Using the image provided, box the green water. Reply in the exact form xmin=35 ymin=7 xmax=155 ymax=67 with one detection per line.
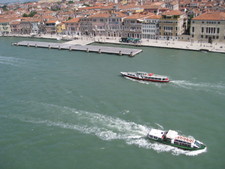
xmin=0 ymin=37 xmax=225 ymax=169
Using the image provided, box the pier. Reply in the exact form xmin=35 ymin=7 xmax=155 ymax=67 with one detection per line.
xmin=13 ymin=41 xmax=142 ymax=56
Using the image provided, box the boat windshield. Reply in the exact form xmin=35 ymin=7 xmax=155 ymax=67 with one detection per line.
xmin=194 ymin=141 xmax=201 ymax=147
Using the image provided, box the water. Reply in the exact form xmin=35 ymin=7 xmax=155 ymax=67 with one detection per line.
xmin=0 ymin=37 xmax=225 ymax=169
xmin=1 ymin=0 xmax=37 ymax=4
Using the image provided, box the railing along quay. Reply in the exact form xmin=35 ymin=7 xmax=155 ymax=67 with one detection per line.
xmin=12 ymin=41 xmax=142 ymax=56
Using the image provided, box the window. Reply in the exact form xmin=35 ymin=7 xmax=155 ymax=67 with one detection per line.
xmin=192 ymin=27 xmax=194 ymax=33
xmin=217 ymin=28 xmax=220 ymax=34
xmin=202 ymin=27 xmax=204 ymax=33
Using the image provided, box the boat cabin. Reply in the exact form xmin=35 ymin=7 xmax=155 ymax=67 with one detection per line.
xmin=147 ymin=129 xmax=165 ymax=140
xmin=147 ymin=129 xmax=206 ymax=150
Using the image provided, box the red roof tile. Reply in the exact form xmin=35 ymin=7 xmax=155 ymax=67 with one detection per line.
xmin=162 ymin=10 xmax=184 ymax=16
xmin=64 ymin=18 xmax=80 ymax=23
xmin=192 ymin=12 xmax=225 ymax=21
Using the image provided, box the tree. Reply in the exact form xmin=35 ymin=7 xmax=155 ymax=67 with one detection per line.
xmin=23 ymin=13 xmax=28 ymax=17
xmin=22 ymin=11 xmax=37 ymax=17
xmin=2 ymin=5 xmax=8 ymax=11
xmin=68 ymin=1 xmax=74 ymax=4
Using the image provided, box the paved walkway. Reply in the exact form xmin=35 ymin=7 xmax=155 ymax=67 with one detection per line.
xmin=90 ymin=36 xmax=225 ymax=54
xmin=2 ymin=34 xmax=225 ymax=53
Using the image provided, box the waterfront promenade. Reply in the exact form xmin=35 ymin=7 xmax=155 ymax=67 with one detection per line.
xmin=2 ymin=33 xmax=225 ymax=54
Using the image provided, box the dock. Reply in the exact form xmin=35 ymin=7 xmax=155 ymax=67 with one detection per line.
xmin=13 ymin=41 xmax=142 ymax=56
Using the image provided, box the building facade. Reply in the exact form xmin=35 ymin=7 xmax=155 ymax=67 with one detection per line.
xmin=141 ymin=14 xmax=161 ymax=39
xmin=64 ymin=18 xmax=80 ymax=35
xmin=0 ymin=19 xmax=11 ymax=34
xmin=191 ymin=12 xmax=225 ymax=43
xmin=159 ymin=10 xmax=187 ymax=40
xmin=122 ymin=13 xmax=145 ymax=38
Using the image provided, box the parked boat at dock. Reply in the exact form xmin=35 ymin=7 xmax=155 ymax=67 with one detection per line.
xmin=147 ymin=129 xmax=206 ymax=151
xmin=120 ymin=71 xmax=170 ymax=83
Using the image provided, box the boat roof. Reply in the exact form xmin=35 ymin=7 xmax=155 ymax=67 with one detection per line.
xmin=148 ymin=129 xmax=165 ymax=138
xmin=166 ymin=130 xmax=195 ymax=143
xmin=136 ymin=71 xmax=168 ymax=78
xmin=166 ymin=130 xmax=178 ymax=139
xmin=175 ymin=135 xmax=195 ymax=143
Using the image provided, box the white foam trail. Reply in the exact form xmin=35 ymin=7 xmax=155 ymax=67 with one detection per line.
xmin=0 ymin=55 xmax=29 ymax=67
xmin=155 ymin=123 xmax=164 ymax=129
xmin=171 ymin=80 xmax=225 ymax=95
xmin=1 ymin=104 xmax=207 ymax=156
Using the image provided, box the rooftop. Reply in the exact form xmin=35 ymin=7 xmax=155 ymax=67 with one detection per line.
xmin=192 ymin=12 xmax=225 ymax=21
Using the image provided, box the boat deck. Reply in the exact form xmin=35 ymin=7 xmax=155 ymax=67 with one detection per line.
xmin=13 ymin=41 xmax=142 ymax=56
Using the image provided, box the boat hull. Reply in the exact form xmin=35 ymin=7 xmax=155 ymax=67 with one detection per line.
xmin=147 ymin=136 xmax=206 ymax=151
xmin=121 ymin=72 xmax=170 ymax=83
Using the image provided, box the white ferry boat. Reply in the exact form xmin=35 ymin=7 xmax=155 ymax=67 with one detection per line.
xmin=147 ymin=129 xmax=206 ymax=151
xmin=120 ymin=72 xmax=169 ymax=83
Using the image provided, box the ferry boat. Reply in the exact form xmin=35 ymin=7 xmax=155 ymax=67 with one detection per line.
xmin=147 ymin=129 xmax=206 ymax=151
xmin=120 ymin=72 xmax=169 ymax=83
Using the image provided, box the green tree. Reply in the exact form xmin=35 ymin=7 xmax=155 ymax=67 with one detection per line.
xmin=68 ymin=1 xmax=74 ymax=4
xmin=22 ymin=11 xmax=37 ymax=17
xmin=23 ymin=13 xmax=28 ymax=17
xmin=2 ymin=5 xmax=8 ymax=11
xmin=29 ymin=11 xmax=37 ymax=17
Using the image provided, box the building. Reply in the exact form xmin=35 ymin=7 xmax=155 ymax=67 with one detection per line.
xmin=79 ymin=12 xmax=126 ymax=37
xmin=159 ymin=10 xmax=187 ymax=40
xmin=122 ymin=13 xmax=146 ymax=39
xmin=44 ymin=20 xmax=60 ymax=34
xmin=56 ymin=22 xmax=66 ymax=34
xmin=141 ymin=13 xmax=161 ymax=39
xmin=19 ymin=19 xmax=32 ymax=34
xmin=64 ymin=18 xmax=80 ymax=35
xmin=0 ymin=19 xmax=11 ymax=34
xmin=10 ymin=21 xmax=21 ymax=34
xmin=191 ymin=12 xmax=225 ymax=43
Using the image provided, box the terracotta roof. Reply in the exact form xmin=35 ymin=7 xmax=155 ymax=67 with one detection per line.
xmin=162 ymin=10 xmax=183 ymax=16
xmin=21 ymin=18 xmax=41 ymax=22
xmin=114 ymin=12 xmax=127 ymax=18
xmin=192 ymin=12 xmax=225 ymax=20
xmin=89 ymin=12 xmax=111 ymax=18
xmin=120 ymin=4 xmax=143 ymax=10
xmin=45 ymin=20 xmax=57 ymax=24
xmin=142 ymin=2 xmax=164 ymax=9
xmin=10 ymin=21 xmax=20 ymax=24
xmin=145 ymin=14 xmax=161 ymax=19
xmin=0 ymin=19 xmax=11 ymax=23
xmin=64 ymin=18 xmax=80 ymax=23
xmin=125 ymin=13 xmax=146 ymax=20
xmin=125 ymin=13 xmax=154 ymax=20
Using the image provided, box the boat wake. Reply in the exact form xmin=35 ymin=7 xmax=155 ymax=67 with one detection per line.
xmin=171 ymin=80 xmax=225 ymax=95
xmin=2 ymin=102 xmax=207 ymax=156
xmin=124 ymin=76 xmax=225 ymax=95
xmin=0 ymin=55 xmax=29 ymax=67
